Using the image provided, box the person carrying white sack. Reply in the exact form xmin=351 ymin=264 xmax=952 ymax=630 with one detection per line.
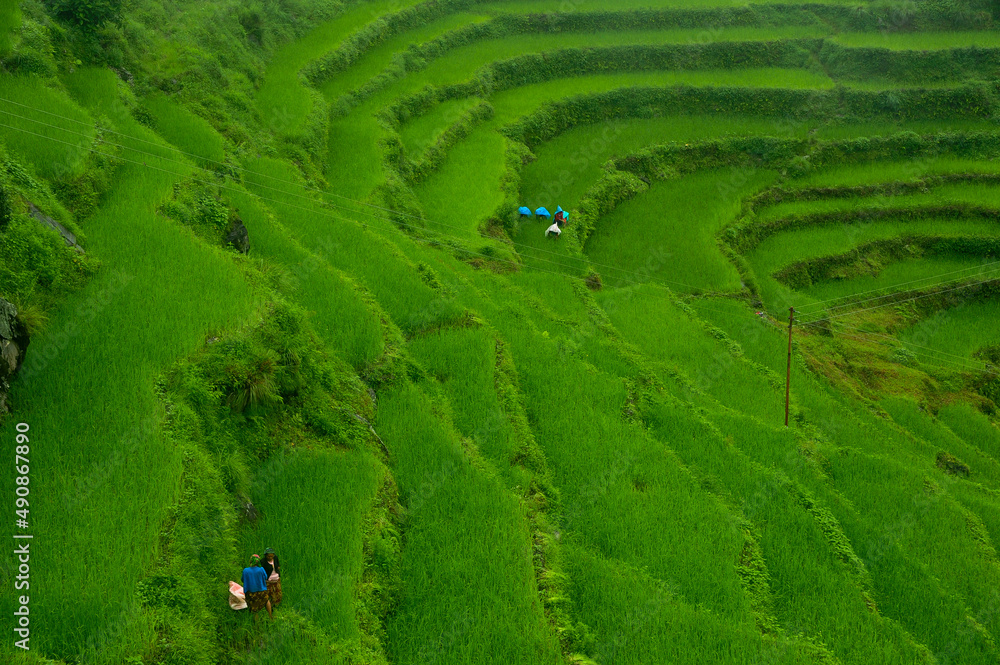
xmin=228 ymin=580 xmax=247 ymax=611
xmin=545 ymin=223 xmax=561 ymax=238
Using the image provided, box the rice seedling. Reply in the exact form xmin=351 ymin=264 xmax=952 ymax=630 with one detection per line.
xmin=144 ymin=93 xmax=225 ymax=167
xmin=400 ymin=96 xmax=484 ymax=158
xmin=898 ymin=298 xmax=1000 ymax=360
xmin=375 ymin=381 xmax=563 ymax=664
xmin=797 ymin=254 xmax=995 ymax=304
xmin=414 ymin=130 xmax=508 ymax=241
xmin=317 ymin=11 xmax=490 ymax=103
xmin=588 ymin=169 xmax=776 ymax=292
xmin=521 ymin=114 xmax=814 ymax=211
xmin=7 ymin=2 xmax=1000 ymax=663
xmin=748 ymin=216 xmax=1000 ymax=309
xmin=756 ymin=180 xmax=1000 ymax=223
xmin=790 ymin=157 xmax=1000 ymax=189
xmin=240 ymin=155 xmax=463 ymax=333
xmin=256 ymin=0 xmax=424 ymax=135
xmin=0 ymin=75 xmax=95 ymax=179
xmin=812 ymin=118 xmax=999 ymax=140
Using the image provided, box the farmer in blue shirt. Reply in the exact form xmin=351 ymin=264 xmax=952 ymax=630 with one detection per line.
xmin=242 ymin=554 xmax=272 ymax=619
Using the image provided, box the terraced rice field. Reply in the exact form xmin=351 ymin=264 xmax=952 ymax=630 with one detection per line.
xmin=3 ymin=0 xmax=1000 ymax=663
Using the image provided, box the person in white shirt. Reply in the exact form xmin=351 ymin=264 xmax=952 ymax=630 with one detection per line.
xmin=545 ymin=223 xmax=561 ymax=238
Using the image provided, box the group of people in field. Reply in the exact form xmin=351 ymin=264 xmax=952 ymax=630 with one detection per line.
xmin=229 ymin=547 xmax=282 ymax=620
xmin=519 ymin=205 xmax=569 ymax=238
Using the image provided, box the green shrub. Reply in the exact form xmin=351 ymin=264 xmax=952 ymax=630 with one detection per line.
xmin=46 ymin=0 xmax=124 ymax=29
xmin=1 ymin=16 xmax=56 ymax=75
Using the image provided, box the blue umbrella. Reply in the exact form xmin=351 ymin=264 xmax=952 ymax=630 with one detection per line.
xmin=518 ymin=206 xmax=532 ymax=216
xmin=536 ymin=207 xmax=551 ymax=218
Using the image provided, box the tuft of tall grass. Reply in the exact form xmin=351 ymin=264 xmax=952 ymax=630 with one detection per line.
xmin=257 ymin=0 xmax=424 ymax=135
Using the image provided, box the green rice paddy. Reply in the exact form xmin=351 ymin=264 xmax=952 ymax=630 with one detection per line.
xmin=4 ymin=0 xmax=1000 ymax=663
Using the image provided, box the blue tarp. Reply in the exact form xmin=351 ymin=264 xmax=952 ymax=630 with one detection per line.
xmin=556 ymin=206 xmax=564 ymax=214
xmin=536 ymin=207 xmax=551 ymax=218
xmin=518 ymin=206 xmax=532 ymax=216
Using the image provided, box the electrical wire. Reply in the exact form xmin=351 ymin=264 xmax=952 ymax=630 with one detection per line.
xmin=6 ymin=99 xmax=999 ymax=354
xmin=0 ymin=118 xmax=621 ymax=282
xmin=796 ymin=270 xmax=1000 ymax=326
xmin=814 ymin=327 xmax=997 ymax=376
xmin=0 ymin=97 xmax=715 ymax=292
xmin=793 ymin=257 xmax=1000 ymax=318
xmin=797 ymin=317 xmax=999 ymax=375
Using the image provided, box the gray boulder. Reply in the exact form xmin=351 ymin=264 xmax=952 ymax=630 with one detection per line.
xmin=29 ymin=202 xmax=85 ymax=254
xmin=0 ymin=299 xmax=29 ymax=413
xmin=226 ymin=219 xmax=250 ymax=254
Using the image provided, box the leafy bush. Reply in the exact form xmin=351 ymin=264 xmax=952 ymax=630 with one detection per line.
xmin=46 ymin=0 xmax=124 ymax=29
xmin=2 ymin=16 xmax=57 ymax=76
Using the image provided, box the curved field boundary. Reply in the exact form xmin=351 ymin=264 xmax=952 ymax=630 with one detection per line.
xmin=732 ymin=202 xmax=1000 ymax=254
xmin=752 ymin=172 xmax=1000 ymax=207
xmin=376 ymin=38 xmax=822 ymax=180
xmin=505 ymin=85 xmax=994 ymax=147
xmin=383 ymin=36 xmax=995 ymax=160
xmin=819 ymin=40 xmax=1000 ymax=83
xmin=393 ymin=81 xmax=993 ymax=245
xmin=301 ymin=0 xmax=488 ymax=86
xmin=493 ymin=91 xmax=997 ymax=251
xmin=315 ymin=3 xmax=987 ymax=114
xmin=772 ymin=234 xmax=1000 ymax=289
xmin=617 ymin=132 xmax=1000 ymax=184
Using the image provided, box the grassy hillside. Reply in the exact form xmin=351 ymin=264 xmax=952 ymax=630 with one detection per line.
xmin=2 ymin=0 xmax=1000 ymax=663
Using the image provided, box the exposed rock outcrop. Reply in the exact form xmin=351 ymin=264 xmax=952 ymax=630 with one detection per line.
xmin=28 ymin=202 xmax=85 ymax=254
xmin=0 ymin=299 xmax=30 ymax=414
xmin=226 ymin=218 xmax=250 ymax=254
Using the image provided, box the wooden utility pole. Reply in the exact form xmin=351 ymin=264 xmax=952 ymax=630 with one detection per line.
xmin=785 ymin=307 xmax=794 ymax=427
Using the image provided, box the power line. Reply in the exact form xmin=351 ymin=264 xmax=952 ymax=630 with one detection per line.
xmin=798 ymin=317 xmax=999 ymax=375
xmin=9 ymin=99 xmax=999 ymax=372
xmin=0 ymin=97 xmax=714 ymax=292
xmin=793 ymin=257 xmax=1000 ymax=317
xmin=815 ymin=327 xmax=997 ymax=376
xmin=0 ymin=117 xmax=615 ymax=281
xmin=804 ymin=335 xmax=993 ymax=380
xmin=795 ymin=269 xmax=1000 ymax=327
